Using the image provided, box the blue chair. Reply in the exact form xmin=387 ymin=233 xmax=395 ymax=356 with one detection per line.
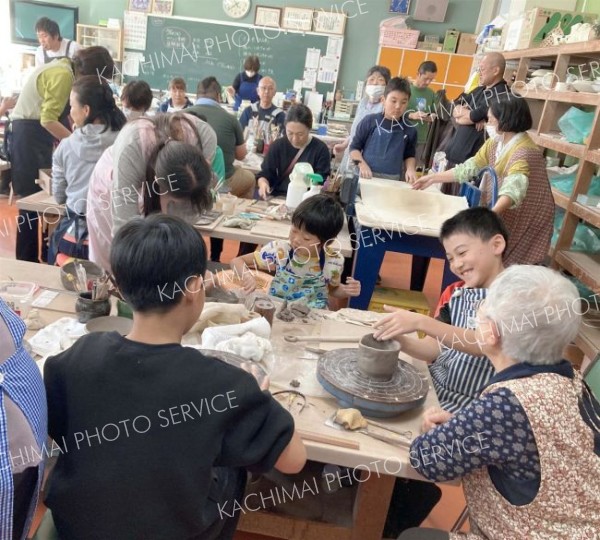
xmin=459 ymin=166 xmax=499 ymax=208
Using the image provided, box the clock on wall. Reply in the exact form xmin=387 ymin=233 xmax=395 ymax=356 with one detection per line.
xmin=223 ymin=0 xmax=251 ymax=19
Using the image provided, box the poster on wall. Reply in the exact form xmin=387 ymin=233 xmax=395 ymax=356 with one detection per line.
xmin=389 ymin=0 xmax=410 ymax=15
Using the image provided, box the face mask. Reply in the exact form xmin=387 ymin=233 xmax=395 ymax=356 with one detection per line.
xmin=245 ymin=70 xmax=256 ymax=78
xmin=485 ymin=125 xmax=497 ymax=139
xmin=365 ymin=84 xmax=385 ymax=100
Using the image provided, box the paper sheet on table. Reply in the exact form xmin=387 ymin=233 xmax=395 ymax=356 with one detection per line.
xmin=357 ymin=178 xmax=469 ymax=236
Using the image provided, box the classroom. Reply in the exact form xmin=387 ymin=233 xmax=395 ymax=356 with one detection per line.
xmin=0 ymin=0 xmax=599 ymax=538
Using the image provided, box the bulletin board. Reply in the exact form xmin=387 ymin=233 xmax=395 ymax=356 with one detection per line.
xmin=127 ymin=14 xmax=344 ymax=93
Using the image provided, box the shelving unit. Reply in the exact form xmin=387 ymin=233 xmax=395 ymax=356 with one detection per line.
xmin=504 ymin=42 xmax=600 ymax=359
xmin=76 ymin=24 xmax=123 ymax=62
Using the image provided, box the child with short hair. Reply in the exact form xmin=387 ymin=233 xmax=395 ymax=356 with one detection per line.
xmin=159 ymin=77 xmax=193 ymax=113
xmin=350 ymin=76 xmax=418 ymax=182
xmin=120 ymin=79 xmax=153 ymax=120
xmin=374 ymin=207 xmax=507 ymax=412
xmin=44 ymin=214 xmax=306 ymax=539
xmin=231 ymin=194 xmax=360 ymax=308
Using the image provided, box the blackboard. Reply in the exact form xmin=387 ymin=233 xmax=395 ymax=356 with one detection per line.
xmin=136 ymin=15 xmax=341 ymax=96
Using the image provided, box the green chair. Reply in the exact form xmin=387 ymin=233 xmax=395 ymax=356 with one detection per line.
xmin=584 ymin=353 xmax=600 ymax=400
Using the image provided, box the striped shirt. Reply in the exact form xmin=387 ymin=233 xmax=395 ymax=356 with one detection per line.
xmin=0 ymin=300 xmax=47 ymax=540
xmin=429 ymin=284 xmax=494 ymax=413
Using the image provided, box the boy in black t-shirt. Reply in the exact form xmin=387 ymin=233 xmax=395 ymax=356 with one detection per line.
xmin=44 ymin=215 xmax=307 ymax=540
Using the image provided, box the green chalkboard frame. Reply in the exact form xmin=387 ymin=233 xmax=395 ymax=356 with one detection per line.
xmin=129 ymin=14 xmax=343 ymax=97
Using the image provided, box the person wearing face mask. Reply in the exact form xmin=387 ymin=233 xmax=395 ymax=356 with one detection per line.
xmin=333 ymin=65 xmax=391 ymax=172
xmin=227 ymin=55 xmax=262 ymax=112
xmin=406 ymin=61 xmax=438 ymax=166
xmin=120 ymin=80 xmax=154 ymax=121
xmin=412 ymin=97 xmax=554 ymax=266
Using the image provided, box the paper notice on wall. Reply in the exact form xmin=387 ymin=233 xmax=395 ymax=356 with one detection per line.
xmin=124 ymin=11 xmax=148 ymax=50
xmin=305 ymin=48 xmax=321 ymax=69
xmin=317 ymin=56 xmax=339 ymax=84
xmin=123 ymin=51 xmax=145 ymax=76
xmin=326 ymin=36 xmax=343 ymax=57
xmin=302 ymin=69 xmax=317 ymax=88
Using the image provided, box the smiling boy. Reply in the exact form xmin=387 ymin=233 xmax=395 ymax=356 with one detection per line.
xmin=349 ymin=77 xmax=417 ymax=182
xmin=373 ymin=207 xmax=507 ymax=412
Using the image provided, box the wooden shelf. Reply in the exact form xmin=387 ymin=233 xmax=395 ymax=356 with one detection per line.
xmin=529 ymin=131 xmax=585 ymax=159
xmin=503 ymin=40 xmax=600 ymax=60
xmin=575 ymin=312 xmax=600 ymax=361
xmin=586 ymin=150 xmax=600 ymax=166
xmin=555 ymin=251 xmax=600 ymax=293
xmin=523 ymin=89 xmax=600 ymax=106
xmin=571 ymin=202 xmax=600 ymax=228
xmin=552 ymin=188 xmax=570 ymax=210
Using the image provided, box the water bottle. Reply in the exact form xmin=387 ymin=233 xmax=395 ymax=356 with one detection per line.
xmin=431 ymin=151 xmax=447 ymax=174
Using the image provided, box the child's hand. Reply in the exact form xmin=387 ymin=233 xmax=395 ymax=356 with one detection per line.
xmin=421 ymin=407 xmax=453 ymax=432
xmin=358 ymin=161 xmax=373 ymax=179
xmin=372 ymin=305 xmax=423 ymax=340
xmin=405 ymin=168 xmax=418 ymax=184
xmin=339 ymin=277 xmax=361 ymax=297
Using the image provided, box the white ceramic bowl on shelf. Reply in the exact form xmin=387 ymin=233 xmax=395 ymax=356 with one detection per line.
xmin=572 ymin=80 xmax=596 ymax=93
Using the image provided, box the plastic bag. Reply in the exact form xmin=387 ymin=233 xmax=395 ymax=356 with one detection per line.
xmin=558 ymin=107 xmax=594 ymax=144
xmin=551 ymin=173 xmax=600 ymax=196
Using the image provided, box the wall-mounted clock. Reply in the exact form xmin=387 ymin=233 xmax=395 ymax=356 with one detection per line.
xmin=389 ymin=0 xmax=410 ymax=15
xmin=223 ymin=0 xmax=251 ymax=19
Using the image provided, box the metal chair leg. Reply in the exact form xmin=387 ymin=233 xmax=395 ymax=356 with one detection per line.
xmin=450 ymin=505 xmax=469 ymax=532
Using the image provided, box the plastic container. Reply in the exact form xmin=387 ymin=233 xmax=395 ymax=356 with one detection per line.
xmin=285 ymin=163 xmax=313 ymax=210
xmin=0 ymin=281 xmax=37 ymax=317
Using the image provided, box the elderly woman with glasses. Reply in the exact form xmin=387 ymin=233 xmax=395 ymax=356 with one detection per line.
xmin=399 ymin=265 xmax=600 ymax=540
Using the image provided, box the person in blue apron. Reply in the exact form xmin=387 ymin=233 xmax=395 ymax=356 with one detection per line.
xmin=227 ymin=55 xmax=262 ymax=112
xmin=350 ymin=76 xmax=418 ymax=182
xmin=35 ymin=17 xmax=81 ymax=67
xmin=230 ymin=194 xmax=360 ymax=309
xmin=0 ymin=300 xmax=47 ymax=540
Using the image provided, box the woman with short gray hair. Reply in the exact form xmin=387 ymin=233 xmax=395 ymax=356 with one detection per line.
xmin=399 ymin=265 xmax=600 ymax=540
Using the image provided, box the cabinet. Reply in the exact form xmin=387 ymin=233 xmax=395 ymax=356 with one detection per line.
xmin=76 ymin=25 xmax=123 ymax=62
xmin=504 ymin=41 xmax=600 ymax=360
xmin=377 ymin=46 xmax=474 ymax=100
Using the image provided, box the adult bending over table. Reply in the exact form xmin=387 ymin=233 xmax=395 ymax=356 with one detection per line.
xmin=412 ymin=97 xmax=553 ymax=266
xmin=399 ymin=265 xmax=600 ymax=540
xmin=257 ymin=104 xmax=331 ymax=199
xmin=87 ymin=113 xmax=216 ymax=271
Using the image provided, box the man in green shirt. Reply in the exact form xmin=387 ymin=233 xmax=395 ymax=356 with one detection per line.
xmin=406 ymin=61 xmax=438 ymax=167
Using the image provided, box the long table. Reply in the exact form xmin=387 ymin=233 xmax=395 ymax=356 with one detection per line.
xmin=1 ymin=258 xmax=440 ymax=540
xmin=16 ymin=192 xmax=353 ymax=258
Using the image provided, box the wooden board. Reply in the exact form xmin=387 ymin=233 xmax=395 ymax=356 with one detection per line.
xmin=251 ymin=219 xmax=291 ymax=240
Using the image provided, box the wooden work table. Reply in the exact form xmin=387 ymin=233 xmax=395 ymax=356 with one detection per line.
xmin=16 ymin=193 xmax=353 ymax=258
xmin=1 ymin=258 xmax=440 ymax=539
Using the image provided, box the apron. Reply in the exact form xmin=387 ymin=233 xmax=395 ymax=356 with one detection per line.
xmin=43 ymin=40 xmax=73 ymax=64
xmin=0 ymin=303 xmax=47 ymax=540
xmin=429 ymin=287 xmax=493 ymax=413
xmin=234 ymin=73 xmax=260 ymax=111
xmin=268 ymin=249 xmax=330 ymax=309
xmin=48 ymin=209 xmax=89 ymax=265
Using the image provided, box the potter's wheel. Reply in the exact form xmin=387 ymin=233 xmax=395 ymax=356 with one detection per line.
xmin=317 ymin=349 xmax=429 ymax=418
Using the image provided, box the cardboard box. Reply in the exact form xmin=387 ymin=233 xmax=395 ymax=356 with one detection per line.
xmin=443 ymin=29 xmax=460 ymax=53
xmin=517 ymin=8 xmax=596 ymax=50
xmin=456 ymin=33 xmax=478 ymax=55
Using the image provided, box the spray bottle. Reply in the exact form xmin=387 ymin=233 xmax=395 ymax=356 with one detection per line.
xmin=302 ymin=174 xmax=324 ymax=201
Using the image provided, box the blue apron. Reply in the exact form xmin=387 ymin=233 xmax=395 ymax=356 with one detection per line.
xmin=0 ymin=301 xmax=47 ymax=540
xmin=268 ymin=249 xmax=329 ymax=309
xmin=429 ymin=287 xmax=494 ymax=413
xmin=234 ymin=73 xmax=261 ymax=111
